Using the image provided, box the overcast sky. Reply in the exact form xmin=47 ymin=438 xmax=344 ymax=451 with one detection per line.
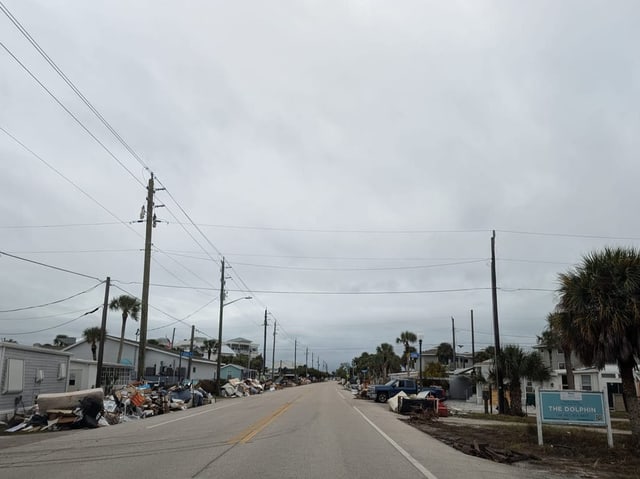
xmin=1 ymin=1 xmax=639 ymax=371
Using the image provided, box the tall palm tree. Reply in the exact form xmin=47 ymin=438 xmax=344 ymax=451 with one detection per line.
xmin=375 ymin=342 xmax=399 ymax=380
xmin=539 ymin=310 xmax=575 ymax=389
xmin=496 ymin=344 xmax=549 ymax=416
xmin=395 ymin=331 xmax=417 ymax=371
xmin=558 ymin=247 xmax=640 ymax=445
xmin=83 ymin=326 xmax=103 ymax=361
xmin=108 ymin=294 xmax=141 ymax=364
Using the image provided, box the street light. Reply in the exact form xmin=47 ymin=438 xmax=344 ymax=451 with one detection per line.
xmin=215 ymin=295 xmax=252 ymax=395
xmin=418 ymin=333 xmax=424 ymax=389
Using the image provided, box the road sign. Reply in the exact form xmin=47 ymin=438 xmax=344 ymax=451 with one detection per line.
xmin=181 ymin=351 xmax=192 ymax=358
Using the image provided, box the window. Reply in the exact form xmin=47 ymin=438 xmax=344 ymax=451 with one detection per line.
xmin=558 ymin=362 xmax=566 ymax=370
xmin=581 ymin=375 xmax=592 ymax=391
xmin=3 ymin=358 xmax=24 ymax=393
xmin=525 ymin=380 xmax=533 ymax=393
xmin=57 ymin=363 xmax=67 ymax=380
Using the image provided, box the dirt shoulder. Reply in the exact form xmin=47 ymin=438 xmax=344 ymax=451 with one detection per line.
xmin=404 ymin=412 xmax=639 ymax=479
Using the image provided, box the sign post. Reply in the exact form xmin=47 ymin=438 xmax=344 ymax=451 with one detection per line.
xmin=536 ymin=388 xmax=613 ymax=447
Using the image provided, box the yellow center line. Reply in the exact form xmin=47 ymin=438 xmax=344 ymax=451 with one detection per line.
xmin=227 ymin=401 xmax=294 ymax=445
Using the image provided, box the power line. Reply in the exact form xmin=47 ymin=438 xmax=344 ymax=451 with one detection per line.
xmin=0 ymin=42 xmax=145 ymax=188
xmin=496 ymin=229 xmax=640 ymax=241
xmin=191 ymin=223 xmax=492 ymax=235
xmin=0 ymin=282 xmax=104 ymax=313
xmin=1 ymin=128 xmax=215 ymax=298
xmin=0 ymin=222 xmax=123 ymax=229
xmin=0 ymin=126 xmax=144 ymax=235
xmin=0 ymin=1 xmax=152 ymax=176
xmin=110 ymin=284 xmax=215 ymax=338
xmin=226 ymin=259 xmax=487 ymax=272
xmin=0 ymin=306 xmax=97 ymax=322
xmin=0 ymin=305 xmax=102 ymax=335
xmin=0 ymin=250 xmax=102 ymax=281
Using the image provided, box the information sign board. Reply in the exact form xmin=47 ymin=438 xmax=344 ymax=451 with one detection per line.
xmin=539 ymin=390 xmax=606 ymax=426
xmin=535 ymin=388 xmax=613 ymax=447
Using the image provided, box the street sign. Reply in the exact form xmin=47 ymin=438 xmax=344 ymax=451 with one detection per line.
xmin=181 ymin=351 xmax=192 ymax=358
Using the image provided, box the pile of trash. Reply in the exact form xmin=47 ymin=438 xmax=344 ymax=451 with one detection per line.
xmin=4 ymin=388 xmax=106 ymax=433
xmin=2 ymin=381 xmax=216 ymax=433
xmin=220 ymin=378 xmax=264 ymax=397
xmin=2 ymin=377 xmax=278 ymax=434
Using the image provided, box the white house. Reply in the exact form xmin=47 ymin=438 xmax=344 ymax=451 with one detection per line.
xmin=0 ymin=342 xmax=72 ymax=421
xmin=64 ymin=335 xmax=219 ymax=386
xmin=226 ymin=337 xmax=259 ymax=358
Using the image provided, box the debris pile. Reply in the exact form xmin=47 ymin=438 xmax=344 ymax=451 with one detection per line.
xmin=220 ymin=378 xmax=264 ymax=397
xmin=2 ymin=376 xmax=276 ymax=435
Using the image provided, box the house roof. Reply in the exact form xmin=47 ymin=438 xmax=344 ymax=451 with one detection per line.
xmin=2 ymin=341 xmax=72 ymax=356
xmin=226 ymin=337 xmax=253 ymax=344
xmin=63 ymin=335 xmax=220 ymax=364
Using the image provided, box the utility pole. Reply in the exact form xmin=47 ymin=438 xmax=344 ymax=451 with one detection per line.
xmin=187 ymin=324 xmax=195 ymax=380
xmin=471 ymin=309 xmax=475 ymax=367
xmin=263 ymin=309 xmax=268 ymax=378
xmin=305 ymin=347 xmax=308 ymax=377
xmin=491 ymin=230 xmax=505 ymax=413
xmin=294 ymin=339 xmax=297 ymax=377
xmin=311 ymin=352 xmax=314 ymax=372
xmin=137 ymin=173 xmax=156 ymax=379
xmin=215 ymin=258 xmax=226 ymax=395
xmin=95 ymin=277 xmax=110 ymax=388
xmin=271 ymin=320 xmax=276 ymax=381
xmin=451 ymin=316 xmax=456 ymax=370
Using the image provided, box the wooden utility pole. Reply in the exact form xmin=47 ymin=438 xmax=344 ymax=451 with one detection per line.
xmin=471 ymin=309 xmax=475 ymax=366
xmin=271 ymin=320 xmax=276 ymax=381
xmin=95 ymin=277 xmax=110 ymax=388
xmin=215 ymin=258 xmax=226 ymax=394
xmin=451 ymin=316 xmax=456 ymax=370
xmin=305 ymin=347 xmax=308 ymax=377
xmin=491 ymin=230 xmax=505 ymax=413
xmin=294 ymin=339 xmax=297 ymax=377
xmin=187 ymin=324 xmax=195 ymax=380
xmin=137 ymin=174 xmax=155 ymax=379
xmin=263 ymin=309 xmax=268 ymax=378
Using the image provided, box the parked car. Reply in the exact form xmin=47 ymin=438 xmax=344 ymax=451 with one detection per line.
xmin=367 ymin=378 xmax=420 ymax=403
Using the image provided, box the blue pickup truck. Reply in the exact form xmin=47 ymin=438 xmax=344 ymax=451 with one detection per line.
xmin=367 ymin=378 xmax=420 ymax=403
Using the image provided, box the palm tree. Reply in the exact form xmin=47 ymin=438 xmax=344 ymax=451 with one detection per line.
xmin=83 ymin=326 xmax=103 ymax=361
xmin=203 ymin=339 xmax=217 ymax=360
xmin=108 ymin=294 xmax=141 ymax=364
xmin=436 ymin=342 xmax=454 ymax=365
xmin=375 ymin=343 xmax=399 ymax=380
xmin=395 ymin=331 xmax=417 ymax=371
xmin=496 ymin=344 xmax=549 ymax=416
xmin=538 ymin=310 xmax=575 ymax=389
xmin=558 ymin=247 xmax=640 ymax=445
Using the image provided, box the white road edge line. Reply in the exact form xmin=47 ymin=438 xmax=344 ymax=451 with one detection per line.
xmin=147 ymin=402 xmax=238 ymax=429
xmin=353 ymin=406 xmax=439 ymax=479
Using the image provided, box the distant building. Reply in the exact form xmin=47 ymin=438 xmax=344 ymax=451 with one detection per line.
xmin=226 ymin=337 xmax=259 ymax=358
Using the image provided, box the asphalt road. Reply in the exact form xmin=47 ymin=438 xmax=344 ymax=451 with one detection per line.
xmin=0 ymin=382 xmax=561 ymax=479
